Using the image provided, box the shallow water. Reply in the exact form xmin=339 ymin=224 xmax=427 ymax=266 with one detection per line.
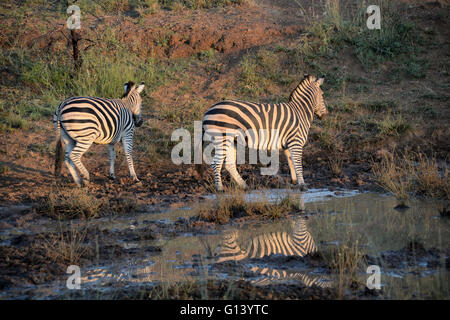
xmin=203 ymin=188 xmax=360 ymax=205
xmin=1 ymin=189 xmax=448 ymax=299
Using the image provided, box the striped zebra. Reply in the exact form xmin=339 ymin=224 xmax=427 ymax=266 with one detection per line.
xmin=249 ymin=266 xmax=331 ymax=288
xmin=215 ymin=215 xmax=317 ymax=263
xmin=53 ymin=81 xmax=145 ymax=186
xmin=196 ymin=74 xmax=328 ymax=191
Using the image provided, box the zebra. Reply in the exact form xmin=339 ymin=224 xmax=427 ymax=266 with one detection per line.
xmin=196 ymin=74 xmax=328 ymax=191
xmin=53 ymin=81 xmax=145 ymax=186
xmin=249 ymin=266 xmax=331 ymax=288
xmin=214 ymin=215 xmax=317 ymax=263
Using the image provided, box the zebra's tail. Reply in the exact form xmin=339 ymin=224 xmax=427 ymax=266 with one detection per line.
xmin=54 ymin=112 xmax=64 ymax=177
xmin=194 ymin=126 xmax=205 ymax=177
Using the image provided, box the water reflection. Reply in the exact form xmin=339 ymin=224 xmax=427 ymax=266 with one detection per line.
xmin=212 ymin=194 xmax=331 ymax=288
xmin=249 ymin=266 xmax=331 ymax=288
xmin=215 ymin=215 xmax=316 ymax=262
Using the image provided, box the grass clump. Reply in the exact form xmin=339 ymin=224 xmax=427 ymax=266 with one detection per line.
xmin=376 ymin=114 xmax=411 ymax=137
xmin=0 ymin=111 xmax=30 ymax=131
xmin=41 ymin=222 xmax=92 ymax=265
xmin=296 ymin=0 xmax=421 ymax=67
xmin=39 ymin=187 xmax=142 ymax=219
xmin=199 ymin=190 xmax=299 ymax=224
xmin=39 ymin=188 xmax=105 ymax=220
xmin=372 ymin=154 xmax=411 ymax=204
xmin=411 ymin=153 xmax=450 ymax=199
xmin=372 ymin=152 xmax=449 ymax=202
xmin=321 ymin=239 xmax=367 ymax=299
xmin=239 ymin=55 xmax=264 ymax=97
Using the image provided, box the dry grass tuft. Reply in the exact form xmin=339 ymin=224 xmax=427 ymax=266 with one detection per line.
xmin=40 ymin=222 xmax=92 ymax=265
xmin=38 ymin=187 xmax=141 ymax=219
xmin=411 ymin=153 xmax=449 ymax=199
xmin=372 ymin=152 xmax=449 ymax=202
xmin=199 ymin=189 xmax=299 ymax=223
xmin=39 ymin=188 xmax=105 ymax=220
xmin=321 ymin=239 xmax=367 ymax=299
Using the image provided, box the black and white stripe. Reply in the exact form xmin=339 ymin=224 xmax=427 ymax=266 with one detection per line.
xmin=199 ymin=75 xmax=328 ymax=191
xmin=215 ymin=215 xmax=317 ymax=263
xmin=53 ymin=81 xmax=145 ymax=186
xmin=249 ymin=266 xmax=331 ymax=288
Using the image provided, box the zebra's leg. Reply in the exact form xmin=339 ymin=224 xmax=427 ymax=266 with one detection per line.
xmin=211 ymin=136 xmax=227 ymax=192
xmin=225 ymin=143 xmax=247 ymax=189
xmin=69 ymin=140 xmax=93 ymax=186
xmin=122 ymin=135 xmax=139 ymax=182
xmin=107 ymin=144 xmax=116 ymax=180
xmin=60 ymin=131 xmax=82 ymax=186
xmin=284 ymin=148 xmax=297 ymax=185
xmin=288 ymin=145 xmax=308 ymax=191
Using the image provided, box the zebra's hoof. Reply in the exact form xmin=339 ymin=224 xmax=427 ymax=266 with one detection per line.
xmin=134 ymin=180 xmax=143 ymax=187
xmin=295 ymin=183 xmax=308 ymax=191
xmin=108 ymin=174 xmax=116 ymax=181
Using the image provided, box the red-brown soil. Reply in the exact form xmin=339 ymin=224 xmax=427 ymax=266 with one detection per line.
xmin=0 ymin=1 xmax=309 ymax=58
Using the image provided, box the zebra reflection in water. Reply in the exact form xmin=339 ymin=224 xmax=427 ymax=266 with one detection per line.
xmin=214 ymin=209 xmax=331 ymax=288
xmin=215 ymin=214 xmax=316 ymax=262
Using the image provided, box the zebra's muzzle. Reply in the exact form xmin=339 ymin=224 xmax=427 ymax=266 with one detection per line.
xmin=134 ymin=116 xmax=143 ymax=127
xmin=318 ymin=113 xmax=328 ymax=120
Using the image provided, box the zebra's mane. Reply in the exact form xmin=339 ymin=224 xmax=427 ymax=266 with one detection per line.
xmin=288 ymin=75 xmax=316 ymax=102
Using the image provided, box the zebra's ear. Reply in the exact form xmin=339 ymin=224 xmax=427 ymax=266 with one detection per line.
xmin=124 ymin=81 xmax=137 ymax=93
xmin=136 ymin=82 xmax=145 ymax=94
xmin=124 ymin=82 xmax=131 ymax=94
xmin=316 ymin=77 xmax=324 ymax=86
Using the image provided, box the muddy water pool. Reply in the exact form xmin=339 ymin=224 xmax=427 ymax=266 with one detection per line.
xmin=1 ymin=189 xmax=448 ymax=299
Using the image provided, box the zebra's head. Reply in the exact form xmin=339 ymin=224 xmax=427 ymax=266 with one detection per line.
xmin=309 ymin=75 xmax=328 ymax=120
xmin=122 ymin=81 xmax=145 ymax=127
xmin=290 ymin=75 xmax=328 ymax=120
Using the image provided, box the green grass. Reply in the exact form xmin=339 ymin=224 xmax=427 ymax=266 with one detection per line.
xmin=239 ymin=55 xmax=263 ymax=96
xmin=297 ymin=0 xmax=421 ymax=67
xmin=376 ymin=114 xmax=411 ymax=137
xmin=0 ymin=29 xmax=189 ymax=128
